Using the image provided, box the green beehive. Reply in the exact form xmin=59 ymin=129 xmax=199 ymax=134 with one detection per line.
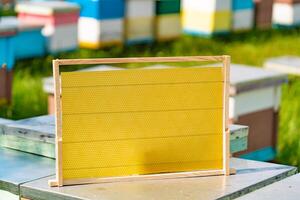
xmin=156 ymin=0 xmax=181 ymax=15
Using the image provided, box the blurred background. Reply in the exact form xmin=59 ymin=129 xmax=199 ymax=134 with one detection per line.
xmin=1 ymin=0 xmax=300 ymax=170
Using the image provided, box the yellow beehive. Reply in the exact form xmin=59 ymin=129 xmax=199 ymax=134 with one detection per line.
xmin=182 ymin=10 xmax=231 ymax=35
xmin=156 ymin=14 xmax=181 ymax=41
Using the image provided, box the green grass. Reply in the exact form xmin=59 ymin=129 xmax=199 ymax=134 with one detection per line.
xmin=1 ymin=28 xmax=300 ymax=168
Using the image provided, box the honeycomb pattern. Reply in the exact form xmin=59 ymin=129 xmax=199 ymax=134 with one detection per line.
xmin=60 ymin=66 xmax=225 ymax=180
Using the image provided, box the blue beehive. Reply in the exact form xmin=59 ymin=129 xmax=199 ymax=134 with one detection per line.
xmin=0 ymin=19 xmax=17 ymax=71
xmin=67 ymin=0 xmax=125 ymax=48
xmin=68 ymin=0 xmax=125 ymax=19
xmin=232 ymin=0 xmax=254 ymax=10
xmin=232 ymin=0 xmax=254 ymax=31
xmin=3 ymin=17 xmax=46 ymax=59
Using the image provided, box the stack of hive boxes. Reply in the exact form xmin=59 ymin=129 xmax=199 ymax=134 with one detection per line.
xmin=230 ymin=64 xmax=287 ymax=161
xmin=15 ymin=1 xmax=80 ymax=53
xmin=155 ymin=0 xmax=181 ymax=41
xmin=232 ymin=0 xmax=254 ymax=31
xmin=2 ymin=16 xmax=45 ymax=59
xmin=69 ymin=0 xmax=125 ymax=49
xmin=125 ymin=0 xmax=155 ymax=44
xmin=182 ymin=0 xmax=232 ymax=36
xmin=254 ymin=0 xmax=274 ymax=28
xmin=273 ymin=0 xmax=300 ymax=27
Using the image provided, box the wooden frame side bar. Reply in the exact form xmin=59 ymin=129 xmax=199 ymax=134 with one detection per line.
xmin=223 ymin=55 xmax=231 ymax=176
xmin=51 ymin=60 xmax=63 ymax=187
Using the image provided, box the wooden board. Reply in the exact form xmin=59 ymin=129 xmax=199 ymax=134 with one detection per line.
xmin=238 ymin=172 xmax=300 ymax=200
xmin=21 ymin=158 xmax=297 ymax=200
xmin=50 ymin=56 xmax=230 ymax=186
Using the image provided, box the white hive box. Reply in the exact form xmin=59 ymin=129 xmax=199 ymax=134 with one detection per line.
xmin=125 ymin=0 xmax=155 ymax=44
xmin=78 ymin=17 xmax=123 ymax=49
xmin=273 ymin=2 xmax=300 ymax=27
xmin=230 ymin=64 xmax=288 ymax=161
xmin=232 ymin=0 xmax=254 ymax=31
xmin=232 ymin=9 xmax=254 ymax=30
xmin=16 ymin=1 xmax=80 ymax=53
xmin=182 ymin=0 xmax=232 ymax=36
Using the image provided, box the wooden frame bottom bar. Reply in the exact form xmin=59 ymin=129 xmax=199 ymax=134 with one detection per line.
xmin=49 ymin=168 xmax=236 ymax=187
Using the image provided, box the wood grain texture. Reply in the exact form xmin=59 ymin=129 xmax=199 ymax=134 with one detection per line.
xmin=223 ymin=56 xmax=230 ymax=176
xmin=21 ymin=158 xmax=297 ymax=200
xmin=53 ymin=60 xmax=63 ymax=186
xmin=56 ymin=56 xmax=225 ymax=66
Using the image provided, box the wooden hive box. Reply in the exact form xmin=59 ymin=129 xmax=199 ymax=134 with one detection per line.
xmin=0 ymin=115 xmax=55 ymax=158
xmin=182 ymin=0 xmax=232 ymax=36
xmin=273 ymin=0 xmax=300 ymax=27
xmin=232 ymin=0 xmax=254 ymax=31
xmin=125 ymin=0 xmax=155 ymax=44
xmin=68 ymin=0 xmax=125 ymax=49
xmin=155 ymin=0 xmax=181 ymax=41
xmin=229 ymin=64 xmax=288 ymax=161
xmin=49 ymin=56 xmax=231 ymax=186
xmin=16 ymin=1 xmax=80 ymax=53
xmin=254 ymin=0 xmax=274 ymax=28
xmin=1 ymin=16 xmax=46 ymax=59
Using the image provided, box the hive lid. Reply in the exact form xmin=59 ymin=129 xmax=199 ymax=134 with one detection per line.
xmin=1 ymin=16 xmax=44 ymax=31
xmin=1 ymin=115 xmax=55 ymax=143
xmin=264 ymin=56 xmax=300 ymax=76
xmin=15 ymin=1 xmax=80 ymax=16
xmin=230 ymin=64 xmax=288 ymax=95
xmin=0 ymin=17 xmax=18 ymax=36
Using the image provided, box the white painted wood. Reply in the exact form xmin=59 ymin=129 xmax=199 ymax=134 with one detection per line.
xmin=20 ymin=158 xmax=297 ymax=200
xmin=237 ymin=173 xmax=300 ymax=200
xmin=182 ymin=0 xmax=231 ymax=12
xmin=0 ymin=16 xmax=44 ymax=31
xmin=229 ymin=86 xmax=280 ymax=119
xmin=264 ymin=56 xmax=300 ymax=75
xmin=273 ymin=3 xmax=300 ymax=25
xmin=0 ymin=190 xmax=18 ymax=200
xmin=78 ymin=17 xmax=123 ymax=44
xmin=15 ymin=1 xmax=79 ymax=16
xmin=42 ymin=23 xmax=78 ymax=52
xmin=230 ymin=63 xmax=287 ymax=93
xmin=126 ymin=0 xmax=155 ymax=18
xmin=232 ymin=9 xmax=254 ymax=30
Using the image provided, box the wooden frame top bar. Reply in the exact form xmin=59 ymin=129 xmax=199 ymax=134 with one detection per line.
xmin=54 ymin=56 xmax=227 ymax=66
